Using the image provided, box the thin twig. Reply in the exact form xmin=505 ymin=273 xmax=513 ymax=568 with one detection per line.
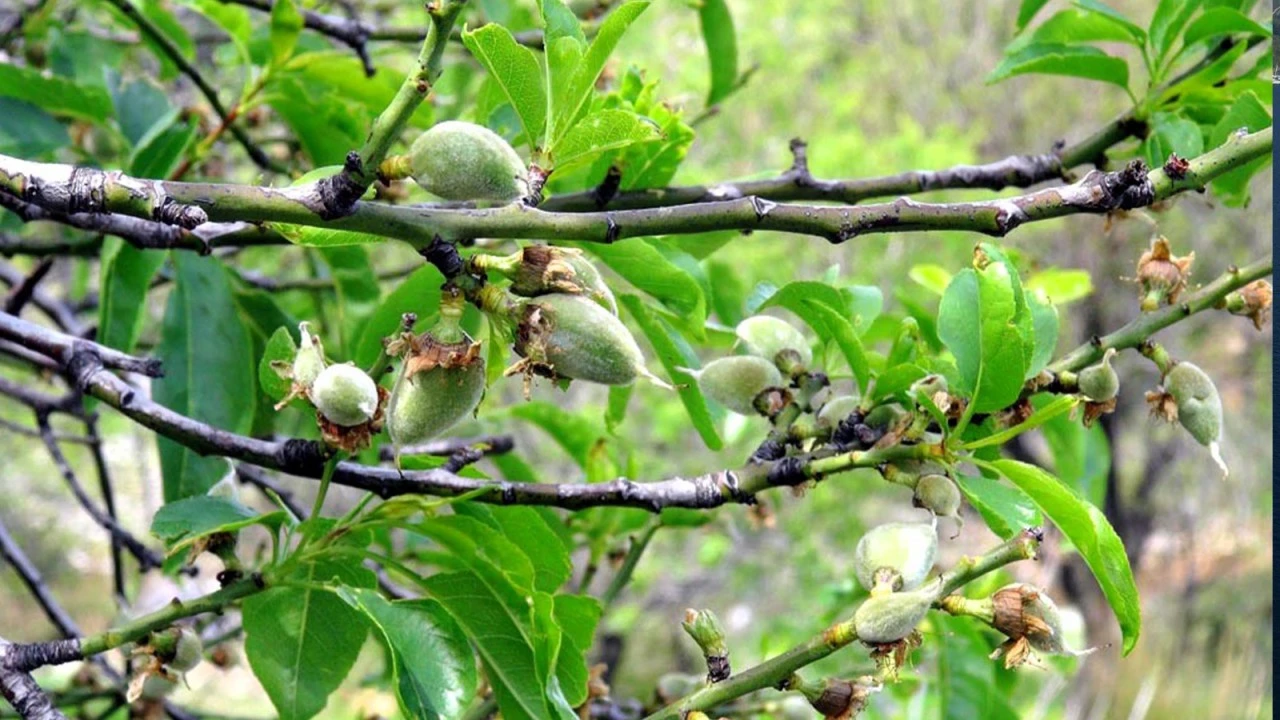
xmin=2 ymin=258 xmax=54 ymax=315
xmin=0 ymin=519 xmax=82 ymax=638
xmin=83 ymin=417 xmax=126 ymax=602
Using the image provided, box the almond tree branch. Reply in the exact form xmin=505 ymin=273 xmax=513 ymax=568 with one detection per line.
xmin=220 ymin=0 xmax=377 ymax=76
xmin=0 ymin=128 xmax=1267 ymax=249
xmin=100 ymin=0 xmax=282 ymax=173
xmin=643 ymin=529 xmax=1044 ymax=720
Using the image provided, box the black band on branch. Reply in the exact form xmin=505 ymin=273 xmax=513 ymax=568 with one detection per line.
xmin=1102 ymin=160 xmax=1156 ymax=209
xmin=316 ymin=152 xmax=369 ymax=218
xmin=280 ymin=439 xmax=329 ymax=476
xmin=421 ymin=235 xmax=464 ymax=279
xmin=706 ymin=655 xmax=731 ymax=683
xmin=590 ymin=165 xmax=623 ymax=208
xmin=152 ymin=197 xmax=208 ymax=230
xmin=767 ymin=456 xmax=806 ymax=487
xmin=750 ymin=438 xmax=786 ymax=463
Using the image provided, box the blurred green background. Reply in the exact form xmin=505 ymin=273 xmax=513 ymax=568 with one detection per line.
xmin=0 ymin=0 xmax=1271 ymax=719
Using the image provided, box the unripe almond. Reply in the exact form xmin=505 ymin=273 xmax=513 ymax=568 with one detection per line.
xmin=913 ymin=474 xmax=962 ymax=523
xmin=853 ymin=521 xmax=937 ymax=593
xmin=514 ymin=293 xmax=668 ymax=387
xmin=408 ymin=121 xmax=528 ymax=202
xmin=1165 ymin=361 xmax=1227 ymax=476
xmin=168 ymin=627 xmax=204 ymax=673
xmin=691 ymin=356 xmax=784 ymax=416
xmin=387 ymin=346 xmax=486 ymax=453
xmin=310 ymin=363 xmax=379 ymax=426
xmin=291 ymin=322 xmax=326 ymax=388
xmin=1077 ymin=348 xmax=1119 ymax=402
xmin=816 ymin=394 xmax=860 ymax=429
xmin=853 ymin=588 xmax=933 ymax=644
xmin=735 ymin=315 xmax=812 ymax=368
xmin=508 ymin=245 xmax=618 ymax=315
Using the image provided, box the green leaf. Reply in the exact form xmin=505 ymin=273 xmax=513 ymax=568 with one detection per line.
xmin=1148 ymin=0 xmax=1197 ymax=66
xmin=1037 ymin=394 xmax=1110 ymax=508
xmin=1025 ymin=289 xmax=1059 ymax=379
xmin=242 ymin=561 xmax=374 ymax=720
xmin=458 ymin=505 xmax=573 ymax=593
xmin=1016 ymin=0 xmax=1053 ymax=30
xmin=1206 ymin=91 xmax=1272 ymax=206
xmin=0 ymin=63 xmax=112 ymax=122
xmin=1179 ymin=7 xmax=1269 ymax=51
xmin=180 ymin=0 xmax=252 ymax=65
xmin=1141 ymin=114 xmax=1204 ymax=169
xmin=801 ymin=299 xmax=871 ymax=394
xmin=956 ymin=473 xmax=1041 ymax=540
xmin=1024 ymin=268 xmax=1093 ymax=305
xmin=111 ymin=78 xmax=172 ymax=147
xmin=425 ymin=571 xmax=571 ymax=720
xmin=267 ymin=79 xmax=367 ymax=166
xmin=508 ymin=402 xmax=605 ymax=470
xmin=462 ymin=24 xmax=547 ymax=151
xmin=97 ymin=239 xmax=165 ymax=355
xmin=619 ymin=295 xmax=722 ymax=450
xmin=909 ymin=264 xmax=952 ymax=296
xmin=552 ymin=594 xmax=602 ymax=706
xmin=869 ymin=363 xmax=928 ymax=404
xmin=1071 ymin=0 xmax=1146 ymax=44
xmin=541 ymin=0 xmax=586 ymax=44
xmin=1012 ymin=8 xmax=1143 ymax=51
xmin=353 ymin=265 xmax=445 ymax=369
xmin=136 ymin=0 xmax=196 ymax=80
xmin=576 ymin=238 xmax=705 ymax=324
xmin=150 ymin=495 xmax=287 ymax=551
xmin=989 ymin=459 xmax=1140 ymax=654
xmin=550 ymin=109 xmax=660 ymax=173
xmin=937 ymin=264 xmax=1028 ymax=415
xmin=555 ymin=1 xmax=650 ymax=138
xmin=336 ymin=588 xmax=475 ymax=720
xmin=698 ymin=0 xmax=739 ymax=106
xmin=270 ymin=0 xmax=305 ymax=66
xmin=605 ymin=384 xmax=633 ymax=432
xmin=259 ymin=326 xmax=298 ymax=404
xmin=154 ymin=254 xmax=255 ymax=501
xmin=545 ymin=36 xmax=585 ymax=146
xmin=317 ymin=247 xmax=382 ymax=358
xmin=0 ymin=99 xmax=69 ymax=156
xmin=988 ymin=43 xmax=1130 ymax=90
xmin=129 ymin=114 xmax=198 ymax=179
xmin=930 ymin=614 xmax=1021 ymax=719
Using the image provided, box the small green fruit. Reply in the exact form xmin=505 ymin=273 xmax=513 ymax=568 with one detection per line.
xmin=1077 ymin=348 xmax=1119 ymax=402
xmin=691 ymin=356 xmax=784 ymax=416
xmin=508 ymin=245 xmax=618 ymax=315
xmin=1165 ymin=361 xmax=1227 ymax=476
xmin=292 ymin=322 xmax=326 ymax=388
xmin=408 ymin=121 xmax=528 ymax=202
xmin=853 ymin=588 xmax=933 ymax=644
xmin=514 ymin=293 xmax=668 ymax=387
xmin=387 ymin=346 xmax=486 ymax=453
xmin=816 ymin=394 xmax=860 ymax=429
xmin=863 ymin=403 xmax=908 ymax=430
xmin=169 ymin=627 xmax=204 ymax=673
xmin=853 ymin=521 xmax=937 ymax=593
xmin=913 ymin=474 xmax=963 ymax=530
xmin=735 ymin=315 xmax=812 ymax=368
xmin=310 ymin=363 xmax=379 ymax=426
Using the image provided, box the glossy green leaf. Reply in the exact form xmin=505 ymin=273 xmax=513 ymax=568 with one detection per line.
xmin=698 ymin=0 xmax=739 ymax=106
xmin=180 ymin=0 xmax=252 ymax=65
xmin=937 ymin=264 xmax=1028 ymax=414
xmin=1179 ymin=7 xmax=1268 ymax=51
xmin=336 ymin=588 xmax=475 ymax=720
xmin=462 ymin=24 xmax=547 ymax=150
xmin=0 ymin=63 xmax=112 ymax=122
xmin=956 ymin=473 xmax=1041 ymax=540
xmin=1016 ymin=0 xmax=1053 ymax=30
xmin=550 ymin=109 xmax=660 ymax=173
xmin=457 ymin=504 xmax=573 ymax=593
xmin=1011 ymin=9 xmax=1142 ymax=52
xmin=270 ymin=0 xmax=305 ymax=66
xmin=1025 ymin=289 xmax=1059 ymax=379
xmin=1037 ymin=394 xmax=1110 ymax=508
xmin=1141 ymin=114 xmax=1204 ymax=169
xmin=964 ymin=395 xmax=1079 ymax=450
xmin=870 ymin=363 xmax=928 ymax=403
xmin=317 ymin=246 xmax=382 ymax=358
xmin=989 ymin=459 xmax=1140 ymax=655
xmin=930 ymin=614 xmax=1021 ymax=719
xmin=258 ymin=326 xmax=297 ymax=404
xmin=577 ymin=238 xmax=705 ymax=323
xmin=909 ymin=264 xmax=952 ymax=296
xmin=1148 ymin=0 xmax=1197 ymax=66
xmin=555 ymin=1 xmax=650 ymax=136
xmin=619 ymin=295 xmax=722 ymax=450
xmin=1071 ymin=0 xmax=1145 ymax=44
xmin=552 ymin=593 xmax=601 ymax=706
xmin=97 ymin=239 xmax=164 ymax=356
xmin=1024 ymin=268 xmax=1093 ymax=305
xmin=801 ymin=299 xmax=871 ymax=394
xmin=150 ymin=495 xmax=287 ymax=552
xmin=111 ymin=78 xmax=172 ymax=147
xmin=154 ymin=254 xmax=255 ymax=501
xmin=353 ymin=265 xmax=445 ymax=370
xmin=129 ymin=114 xmax=197 ymax=179
xmin=242 ymin=561 xmax=374 ymax=720
xmin=1206 ymin=91 xmax=1271 ymax=206
xmin=605 ymin=384 xmax=633 ymax=432
xmin=0 ymin=99 xmax=69 ymax=156
xmin=988 ymin=43 xmax=1130 ymax=90
xmin=425 ymin=571 xmax=573 ymax=720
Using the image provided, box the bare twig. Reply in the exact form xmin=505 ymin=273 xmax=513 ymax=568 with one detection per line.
xmin=0 ymin=262 xmax=84 ymax=335
xmin=83 ymin=417 xmax=126 ymax=602
xmin=2 ymin=258 xmax=54 ymax=315
xmin=0 ymin=519 xmax=82 ymax=638
xmin=0 ymin=312 xmax=163 ymax=377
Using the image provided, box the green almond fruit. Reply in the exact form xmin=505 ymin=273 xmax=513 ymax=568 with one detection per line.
xmin=690 ymin=356 xmax=784 ymax=416
xmin=853 ymin=521 xmax=938 ymax=593
xmin=510 ymin=245 xmax=618 ymax=315
xmin=409 ymin=121 xmax=528 ymax=202
xmin=853 ymin=588 xmax=934 ymax=644
xmin=816 ymin=394 xmax=860 ymax=429
xmin=310 ymin=363 xmax=379 ymax=427
xmin=514 ymin=293 xmax=668 ymax=387
xmin=735 ymin=315 xmax=812 ymax=368
xmin=1078 ymin=348 xmax=1119 ymax=402
xmin=387 ymin=353 xmax=486 ymax=452
xmin=1165 ymin=361 xmax=1227 ymax=477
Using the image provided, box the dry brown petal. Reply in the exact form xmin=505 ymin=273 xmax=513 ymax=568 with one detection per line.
xmin=1082 ymin=397 xmax=1117 ymax=428
xmin=1145 ymin=388 xmax=1178 ymax=423
xmin=319 ymin=385 xmax=389 ymax=453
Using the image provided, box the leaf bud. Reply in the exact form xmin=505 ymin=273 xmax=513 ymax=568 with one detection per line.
xmin=682 ymin=608 xmax=730 ymax=682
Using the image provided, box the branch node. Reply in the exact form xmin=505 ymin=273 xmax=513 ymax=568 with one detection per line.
xmin=419 ymin=235 xmax=464 ymax=279
xmin=766 ymin=456 xmax=806 ymax=487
